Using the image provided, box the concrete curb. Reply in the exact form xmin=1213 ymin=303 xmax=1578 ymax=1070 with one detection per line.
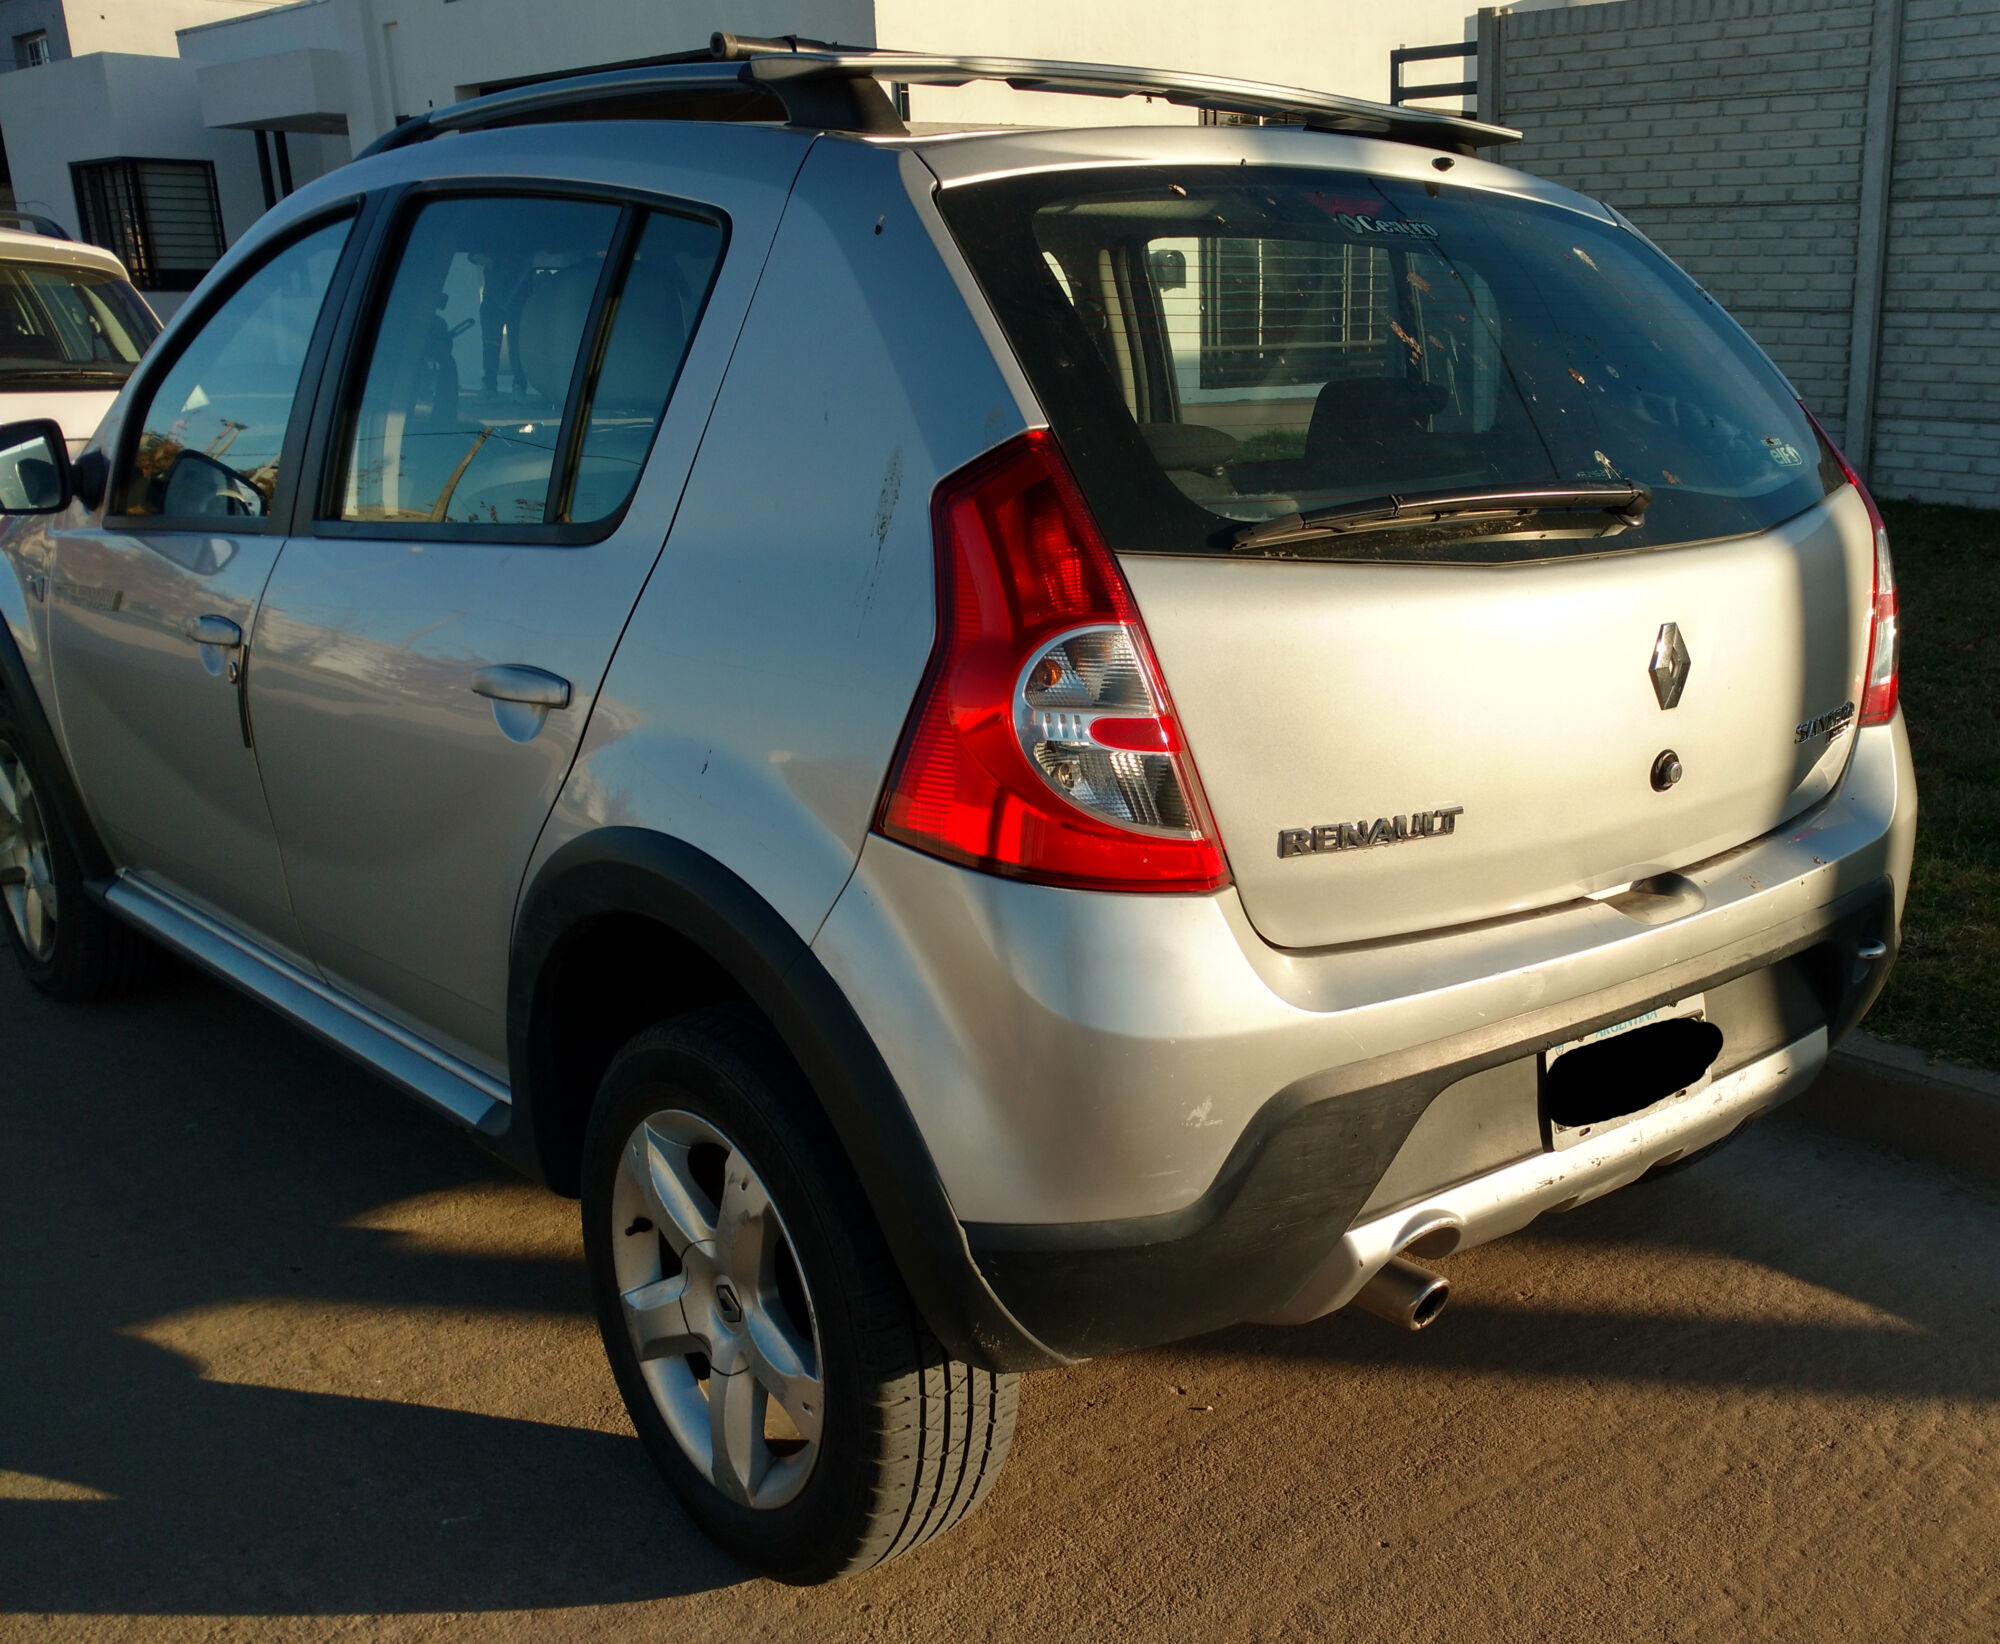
xmin=1790 ymin=1031 xmax=2000 ymax=1192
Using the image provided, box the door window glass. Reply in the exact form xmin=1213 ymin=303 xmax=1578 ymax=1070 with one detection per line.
xmin=336 ymin=195 xmax=621 ymax=527
xmin=116 ymin=216 xmax=352 ymax=520
xmin=562 ymin=210 xmax=724 ymax=524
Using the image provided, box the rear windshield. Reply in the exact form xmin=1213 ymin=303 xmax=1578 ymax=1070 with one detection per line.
xmin=937 ymin=165 xmax=1842 ymax=562
xmin=0 ymin=259 xmax=157 ymax=390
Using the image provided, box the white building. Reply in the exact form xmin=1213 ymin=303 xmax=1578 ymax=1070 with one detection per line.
xmin=0 ymin=0 xmax=1513 ymax=312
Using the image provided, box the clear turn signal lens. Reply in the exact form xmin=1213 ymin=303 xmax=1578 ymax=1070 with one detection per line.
xmin=1016 ymin=625 xmax=1194 ymax=833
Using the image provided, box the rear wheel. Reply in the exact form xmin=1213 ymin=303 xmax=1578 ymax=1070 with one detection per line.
xmin=582 ymin=1006 xmax=1019 ymax=1582
xmin=0 ymin=698 xmax=157 ymax=1000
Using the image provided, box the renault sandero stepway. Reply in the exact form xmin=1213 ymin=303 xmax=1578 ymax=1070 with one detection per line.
xmin=0 ymin=40 xmax=1915 ymax=1581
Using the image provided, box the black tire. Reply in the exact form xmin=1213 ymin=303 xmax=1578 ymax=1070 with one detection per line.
xmin=582 ymin=1004 xmax=1020 ymax=1583
xmin=0 ymin=693 xmax=158 ymax=1001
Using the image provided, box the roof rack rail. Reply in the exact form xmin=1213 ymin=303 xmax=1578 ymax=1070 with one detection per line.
xmin=0 ymin=210 xmax=71 ymax=240
xmin=360 ymin=37 xmax=1520 ymax=159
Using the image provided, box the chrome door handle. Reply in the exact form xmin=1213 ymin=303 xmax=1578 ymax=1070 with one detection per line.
xmin=471 ymin=665 xmax=571 ymax=709
xmin=472 ymin=664 xmax=572 ymax=746
xmin=186 ymin=613 xmax=246 ymax=686
xmin=185 ymin=614 xmax=243 ymax=648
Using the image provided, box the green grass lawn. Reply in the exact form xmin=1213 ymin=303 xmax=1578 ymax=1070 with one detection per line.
xmin=1861 ymin=500 xmax=2000 ymax=1068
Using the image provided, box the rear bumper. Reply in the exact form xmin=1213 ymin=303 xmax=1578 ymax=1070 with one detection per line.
xmin=960 ymin=880 xmax=1887 ymax=1358
xmin=812 ymin=715 xmax=1916 ymax=1362
xmin=1268 ymin=1024 xmax=1826 ymax=1326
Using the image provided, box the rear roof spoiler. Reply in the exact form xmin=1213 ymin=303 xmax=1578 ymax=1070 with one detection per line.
xmin=360 ymin=36 xmax=1521 ymax=159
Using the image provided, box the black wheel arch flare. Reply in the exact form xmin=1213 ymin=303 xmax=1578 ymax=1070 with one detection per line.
xmin=505 ymin=826 xmax=1067 ymax=1374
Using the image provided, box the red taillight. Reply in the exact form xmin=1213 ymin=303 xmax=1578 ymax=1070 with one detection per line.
xmin=875 ymin=429 xmax=1229 ymax=893
xmin=1802 ymin=407 xmax=1900 ymax=727
xmin=1858 ymin=521 xmax=1900 ymax=725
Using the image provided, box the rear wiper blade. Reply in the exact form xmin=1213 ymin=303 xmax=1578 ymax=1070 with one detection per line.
xmin=1227 ymin=483 xmax=1652 ymax=551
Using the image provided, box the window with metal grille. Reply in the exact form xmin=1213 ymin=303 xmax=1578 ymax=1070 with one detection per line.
xmin=15 ymin=31 xmax=51 ymax=68
xmin=70 ymin=159 xmax=225 ymax=291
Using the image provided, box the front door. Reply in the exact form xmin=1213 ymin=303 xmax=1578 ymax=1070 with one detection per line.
xmin=47 ymin=213 xmax=358 ymax=955
xmin=250 ymin=191 xmax=728 ymax=1071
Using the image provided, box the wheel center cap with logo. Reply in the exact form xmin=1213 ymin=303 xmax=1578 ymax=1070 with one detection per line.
xmin=713 ymin=1280 xmax=744 ymax=1325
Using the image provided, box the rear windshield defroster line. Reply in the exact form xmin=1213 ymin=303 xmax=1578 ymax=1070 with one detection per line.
xmin=936 ymin=165 xmax=1842 ymax=563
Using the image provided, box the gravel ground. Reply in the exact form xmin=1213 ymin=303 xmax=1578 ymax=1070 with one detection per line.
xmin=5 ymin=960 xmax=1999 ymax=1642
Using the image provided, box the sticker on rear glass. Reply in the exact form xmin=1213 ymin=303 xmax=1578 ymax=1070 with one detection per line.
xmin=1331 ymin=212 xmax=1439 ymax=240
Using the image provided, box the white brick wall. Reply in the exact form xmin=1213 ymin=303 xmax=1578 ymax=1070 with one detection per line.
xmin=1496 ymin=0 xmax=2000 ymax=505
xmin=1874 ymin=0 xmax=2000 ymax=502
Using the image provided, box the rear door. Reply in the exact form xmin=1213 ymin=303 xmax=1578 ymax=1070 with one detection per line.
xmin=249 ymin=186 xmax=731 ymax=1071
xmin=936 ymin=159 xmax=1875 ymax=949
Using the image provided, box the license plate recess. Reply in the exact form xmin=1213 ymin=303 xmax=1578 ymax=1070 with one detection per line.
xmin=1542 ymin=994 xmax=1717 ymax=1150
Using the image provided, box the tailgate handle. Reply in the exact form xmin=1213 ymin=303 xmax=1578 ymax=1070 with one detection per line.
xmin=472 ymin=665 xmax=571 ymax=709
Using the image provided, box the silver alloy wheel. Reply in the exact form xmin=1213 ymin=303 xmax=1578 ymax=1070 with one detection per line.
xmin=0 ymin=740 xmax=56 ymax=963
xmin=611 ymin=1108 xmax=825 ymax=1510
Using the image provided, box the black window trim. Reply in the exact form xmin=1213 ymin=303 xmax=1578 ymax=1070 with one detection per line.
xmin=304 ymin=176 xmax=730 ymax=550
xmin=102 ymin=195 xmax=374 ymax=537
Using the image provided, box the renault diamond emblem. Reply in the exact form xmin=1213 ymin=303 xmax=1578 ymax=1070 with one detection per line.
xmin=1649 ymin=622 xmax=1690 ymax=710
xmin=714 ymin=1280 xmax=744 ymax=1325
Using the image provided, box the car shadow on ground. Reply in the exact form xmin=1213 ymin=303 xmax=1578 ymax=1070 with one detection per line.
xmin=11 ymin=958 xmax=2000 ymax=1620
xmin=1 ymin=962 xmax=747 ymax=1616
xmin=1 ymin=1344 xmax=742 ymax=1614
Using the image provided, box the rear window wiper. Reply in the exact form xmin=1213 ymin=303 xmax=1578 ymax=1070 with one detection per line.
xmin=1226 ymin=483 xmax=1652 ymax=552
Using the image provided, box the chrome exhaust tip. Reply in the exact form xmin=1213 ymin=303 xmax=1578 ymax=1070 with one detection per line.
xmin=1349 ymin=1255 xmax=1450 ymax=1331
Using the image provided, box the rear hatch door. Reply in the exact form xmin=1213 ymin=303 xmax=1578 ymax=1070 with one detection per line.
xmin=1124 ymin=495 xmax=1871 ymax=947
xmin=933 ymin=146 xmax=1874 ymax=946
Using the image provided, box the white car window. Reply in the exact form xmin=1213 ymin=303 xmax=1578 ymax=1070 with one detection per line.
xmin=0 ymin=259 xmax=158 ymax=389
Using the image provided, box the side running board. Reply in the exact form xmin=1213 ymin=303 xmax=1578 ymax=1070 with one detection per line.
xmin=102 ymin=874 xmax=511 ymax=1135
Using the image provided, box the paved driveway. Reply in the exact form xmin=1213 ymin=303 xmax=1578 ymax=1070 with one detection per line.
xmin=5 ymin=960 xmax=1998 ymax=1641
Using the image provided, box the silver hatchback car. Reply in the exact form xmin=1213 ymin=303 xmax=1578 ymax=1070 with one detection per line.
xmin=0 ymin=40 xmax=1916 ymax=1582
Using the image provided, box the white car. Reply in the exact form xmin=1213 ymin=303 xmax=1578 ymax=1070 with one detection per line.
xmin=0 ymin=227 xmax=158 ymax=454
